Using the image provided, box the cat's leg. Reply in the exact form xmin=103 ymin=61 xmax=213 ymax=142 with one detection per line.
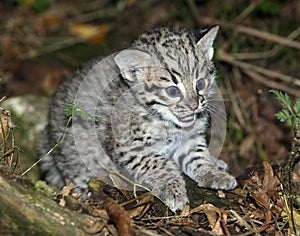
xmin=173 ymin=141 xmax=237 ymax=190
xmin=118 ymin=155 xmax=188 ymax=211
xmin=187 ymin=155 xmax=236 ymax=190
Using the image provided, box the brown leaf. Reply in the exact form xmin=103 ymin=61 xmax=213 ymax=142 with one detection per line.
xmin=262 ymin=161 xmax=279 ymax=194
xmin=58 ymin=183 xmax=75 ymax=207
xmin=180 ymin=204 xmax=190 ymax=216
xmin=68 ymin=23 xmax=111 ymax=44
xmin=190 ymin=204 xmax=225 ymax=235
xmin=105 ymin=198 xmax=135 ymax=236
xmin=253 ymin=162 xmax=280 ymax=210
xmin=0 ymin=110 xmax=10 ymax=145
xmin=253 ymin=190 xmax=270 ymax=210
xmin=127 ymin=193 xmax=153 ymax=219
xmin=3 ymin=147 xmax=15 ymax=167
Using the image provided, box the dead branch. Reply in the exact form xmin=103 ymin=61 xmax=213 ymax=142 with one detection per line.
xmin=235 ymin=25 xmax=300 ymax=50
xmin=230 ymin=27 xmax=300 ymax=60
xmin=244 ymin=70 xmax=299 ymax=97
xmin=217 ymin=49 xmax=300 ymax=96
xmin=105 ymin=198 xmax=135 ymax=236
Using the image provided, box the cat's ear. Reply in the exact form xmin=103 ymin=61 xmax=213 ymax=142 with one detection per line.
xmin=196 ymin=25 xmax=219 ymax=61
xmin=114 ymin=49 xmax=153 ymax=81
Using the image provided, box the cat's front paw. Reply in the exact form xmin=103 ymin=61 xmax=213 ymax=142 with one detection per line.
xmin=152 ymin=179 xmax=188 ymax=212
xmin=214 ymin=159 xmax=228 ymax=171
xmin=195 ymin=168 xmax=237 ymax=190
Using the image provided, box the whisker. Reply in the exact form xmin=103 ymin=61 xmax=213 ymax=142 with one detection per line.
xmin=205 ymin=105 xmax=228 ymax=122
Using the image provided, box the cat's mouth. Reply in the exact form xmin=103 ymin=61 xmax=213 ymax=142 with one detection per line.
xmin=177 ymin=114 xmax=195 ymax=124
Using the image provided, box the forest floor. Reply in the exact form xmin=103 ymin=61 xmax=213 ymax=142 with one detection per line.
xmin=0 ymin=0 xmax=299 ymax=235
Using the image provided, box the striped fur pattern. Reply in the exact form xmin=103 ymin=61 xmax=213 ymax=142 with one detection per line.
xmin=39 ymin=26 xmax=237 ymax=211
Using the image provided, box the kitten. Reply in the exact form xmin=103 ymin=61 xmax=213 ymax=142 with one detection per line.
xmin=39 ymin=26 xmax=237 ymax=211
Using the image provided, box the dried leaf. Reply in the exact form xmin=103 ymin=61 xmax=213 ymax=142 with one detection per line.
xmin=262 ymin=161 xmax=279 ymax=193
xmin=3 ymin=147 xmax=15 ymax=167
xmin=0 ymin=110 xmax=10 ymax=145
xmin=252 ymin=162 xmax=280 ymax=210
xmin=68 ymin=23 xmax=111 ymax=44
xmin=180 ymin=204 xmax=190 ymax=216
xmin=253 ymin=190 xmax=271 ymax=209
xmin=127 ymin=193 xmax=152 ymax=219
xmin=105 ymin=198 xmax=134 ymax=236
xmin=58 ymin=183 xmax=75 ymax=207
xmin=211 ymin=216 xmax=223 ymax=235
xmin=190 ymin=203 xmax=225 ymax=235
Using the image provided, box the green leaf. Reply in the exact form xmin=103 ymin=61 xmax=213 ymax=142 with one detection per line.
xmin=270 ymin=90 xmax=300 ymax=129
xmin=63 ymin=101 xmax=76 ymax=117
xmin=275 ymin=110 xmax=290 ymax=123
xmin=294 ymin=99 xmax=300 ymax=116
xmin=63 ymin=100 xmax=100 ymax=121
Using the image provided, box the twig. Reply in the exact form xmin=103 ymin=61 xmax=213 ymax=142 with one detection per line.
xmin=0 ymin=96 xmax=6 ymax=103
xmin=228 ymin=210 xmax=258 ymax=235
xmin=233 ymin=0 xmax=262 ymax=24
xmin=105 ymin=198 xmax=135 ymax=236
xmin=235 ymin=25 xmax=300 ymax=50
xmin=198 ymin=16 xmax=300 ymax=50
xmin=218 ymin=49 xmax=300 ymax=91
xmin=244 ymin=70 xmax=300 ymax=97
xmin=231 ymin=27 xmax=300 ymax=60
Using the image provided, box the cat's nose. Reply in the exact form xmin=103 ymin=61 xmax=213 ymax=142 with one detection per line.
xmin=191 ymin=103 xmax=198 ymax=111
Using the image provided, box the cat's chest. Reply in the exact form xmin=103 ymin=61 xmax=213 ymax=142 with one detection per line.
xmin=140 ymin=120 xmax=184 ymax=157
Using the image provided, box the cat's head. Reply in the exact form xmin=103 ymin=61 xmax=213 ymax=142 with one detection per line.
xmin=114 ymin=26 xmax=219 ymax=128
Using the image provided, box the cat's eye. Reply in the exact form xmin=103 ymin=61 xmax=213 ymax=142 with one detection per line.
xmin=196 ymin=79 xmax=205 ymax=92
xmin=166 ymin=86 xmax=181 ymax=97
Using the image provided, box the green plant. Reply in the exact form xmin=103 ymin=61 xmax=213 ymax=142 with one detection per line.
xmin=64 ymin=100 xmax=100 ymax=121
xmin=270 ymin=90 xmax=300 ymax=234
xmin=270 ymin=90 xmax=300 ymax=136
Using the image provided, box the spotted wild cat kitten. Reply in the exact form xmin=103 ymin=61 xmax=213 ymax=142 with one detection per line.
xmin=39 ymin=26 xmax=237 ymax=211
